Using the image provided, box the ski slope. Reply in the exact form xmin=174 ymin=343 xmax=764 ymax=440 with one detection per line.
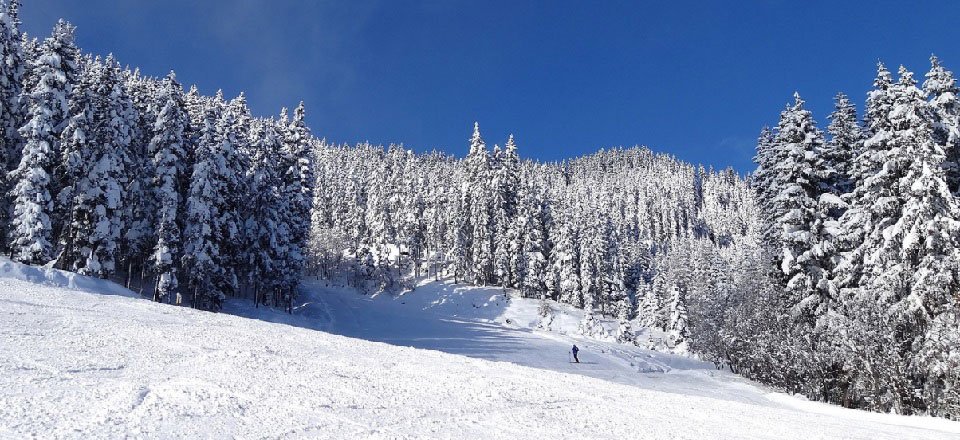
xmin=1 ymin=263 xmax=958 ymax=439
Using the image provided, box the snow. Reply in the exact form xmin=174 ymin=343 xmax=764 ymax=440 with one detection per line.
xmin=0 ymin=257 xmax=135 ymax=298
xmin=1 ymin=264 xmax=959 ymax=438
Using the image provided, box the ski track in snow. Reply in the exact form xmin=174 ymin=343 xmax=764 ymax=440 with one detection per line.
xmin=1 ymin=265 xmax=958 ymax=439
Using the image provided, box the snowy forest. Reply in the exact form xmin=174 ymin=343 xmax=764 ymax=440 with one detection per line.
xmin=749 ymin=59 xmax=960 ymax=418
xmin=0 ymin=2 xmax=956 ymax=419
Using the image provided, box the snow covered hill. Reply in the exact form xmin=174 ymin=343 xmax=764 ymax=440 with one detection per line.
xmin=2 ymin=264 xmax=959 ymax=439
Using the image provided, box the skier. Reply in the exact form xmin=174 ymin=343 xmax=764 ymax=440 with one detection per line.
xmin=571 ymin=344 xmax=580 ymax=363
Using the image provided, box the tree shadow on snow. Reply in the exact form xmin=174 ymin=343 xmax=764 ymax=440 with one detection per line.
xmin=224 ymin=280 xmax=529 ymax=361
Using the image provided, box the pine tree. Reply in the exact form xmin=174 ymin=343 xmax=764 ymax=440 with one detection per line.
xmin=149 ymin=72 xmax=189 ymax=303
xmin=460 ymin=122 xmax=495 ymax=285
xmin=770 ymin=93 xmax=835 ymax=326
xmin=275 ymin=102 xmax=312 ymax=301
xmin=213 ymin=93 xmax=252 ymax=299
xmin=45 ymin=21 xmax=81 ymax=244
xmin=119 ymin=67 xmax=158 ymax=284
xmin=7 ymin=20 xmax=76 ymax=263
xmin=635 ymin=279 xmax=661 ymax=329
xmin=519 ymin=181 xmax=549 ymax=297
xmin=668 ymin=283 xmax=690 ymax=352
xmin=859 ymin=66 xmax=960 ymax=412
xmin=245 ymin=120 xmax=283 ymax=304
xmin=550 ymin=219 xmax=582 ymax=307
xmin=493 ymin=135 xmax=520 ymax=287
xmin=57 ymin=58 xmax=96 ymax=271
xmin=0 ymin=0 xmax=24 ymax=158
xmin=751 ymin=126 xmax=779 ymax=250
xmin=73 ymin=56 xmax=134 ymax=278
xmin=923 ymin=55 xmax=960 ymax=194
xmin=182 ymin=106 xmax=225 ymax=309
xmin=0 ymin=2 xmax=25 ymax=251
xmin=824 ymin=92 xmax=861 ymax=194
xmin=833 ymin=63 xmax=897 ymax=293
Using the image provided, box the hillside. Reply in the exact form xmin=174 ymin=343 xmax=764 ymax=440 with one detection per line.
xmin=1 ymin=262 xmax=958 ymax=439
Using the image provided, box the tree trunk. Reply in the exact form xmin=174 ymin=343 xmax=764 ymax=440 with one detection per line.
xmin=138 ymin=261 xmax=146 ymax=296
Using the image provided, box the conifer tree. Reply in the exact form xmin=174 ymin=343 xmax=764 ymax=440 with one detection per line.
xmin=149 ymin=72 xmax=189 ymax=303
xmin=276 ymin=102 xmax=313 ymax=300
xmin=57 ymin=58 xmax=95 ymax=271
xmin=923 ymin=55 xmax=960 ymax=194
xmin=212 ymin=93 xmax=251 ymax=298
xmin=493 ymin=135 xmax=520 ymax=287
xmin=550 ymin=219 xmax=582 ymax=307
xmin=0 ymin=2 xmax=25 ymax=251
xmin=668 ymin=283 xmax=690 ymax=351
xmin=7 ymin=20 xmax=76 ymax=263
xmin=460 ymin=122 xmax=495 ymax=285
xmin=824 ymin=93 xmax=861 ymax=194
xmin=119 ymin=67 xmax=158 ymax=283
xmin=834 ymin=63 xmax=896 ymax=292
xmin=73 ymin=56 xmax=134 ymax=278
xmin=751 ymin=126 xmax=778 ymax=250
xmin=770 ymin=93 xmax=835 ymax=326
xmin=182 ymin=106 xmax=225 ymax=309
xmin=245 ymin=120 xmax=284 ymax=304
xmin=859 ymin=66 xmax=960 ymax=412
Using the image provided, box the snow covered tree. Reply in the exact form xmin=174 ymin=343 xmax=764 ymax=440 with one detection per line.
xmin=832 ymin=63 xmax=896 ymax=294
xmin=118 ymin=67 xmax=158 ymax=286
xmin=577 ymin=308 xmax=606 ymax=339
xmin=751 ymin=126 xmax=779 ymax=250
xmin=7 ymin=20 xmax=76 ymax=264
xmin=769 ymin=93 xmax=837 ymax=328
xmin=458 ymin=122 xmax=495 ymax=285
xmin=824 ymin=92 xmax=861 ymax=194
xmin=549 ymin=219 xmax=582 ymax=307
xmin=275 ymin=102 xmax=313 ymax=300
xmin=71 ymin=56 xmax=134 ymax=278
xmin=493 ymin=135 xmax=520 ymax=287
xmin=56 ymin=57 xmax=95 ymax=271
xmin=244 ymin=120 xmax=284 ymax=305
xmin=149 ymin=72 xmax=189 ymax=303
xmin=212 ymin=93 xmax=251 ymax=299
xmin=923 ymin=55 xmax=960 ymax=194
xmin=857 ymin=66 xmax=960 ymax=413
xmin=0 ymin=2 xmax=25 ymax=251
xmin=182 ymin=106 xmax=225 ymax=309
xmin=519 ymin=181 xmax=549 ymax=297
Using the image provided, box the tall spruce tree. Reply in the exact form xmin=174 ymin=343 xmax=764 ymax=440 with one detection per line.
xmin=0 ymin=1 xmax=25 ymax=252
xmin=834 ymin=63 xmax=896 ymax=292
xmin=7 ymin=20 xmax=76 ymax=263
xmin=244 ymin=120 xmax=283 ymax=304
xmin=923 ymin=55 xmax=960 ymax=194
xmin=74 ymin=55 xmax=134 ymax=278
xmin=149 ymin=72 xmax=189 ymax=303
xmin=824 ymin=93 xmax=861 ymax=194
xmin=277 ymin=102 xmax=313 ymax=298
xmin=770 ymin=93 xmax=835 ymax=326
xmin=182 ymin=106 xmax=225 ymax=309
xmin=56 ymin=57 xmax=95 ymax=270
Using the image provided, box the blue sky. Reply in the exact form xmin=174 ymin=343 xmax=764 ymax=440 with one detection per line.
xmin=21 ymin=1 xmax=960 ymax=172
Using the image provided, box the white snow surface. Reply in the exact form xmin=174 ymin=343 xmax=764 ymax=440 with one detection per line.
xmin=1 ymin=262 xmax=959 ymax=439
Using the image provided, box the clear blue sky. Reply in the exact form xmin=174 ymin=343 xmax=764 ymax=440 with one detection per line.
xmin=21 ymin=1 xmax=960 ymax=172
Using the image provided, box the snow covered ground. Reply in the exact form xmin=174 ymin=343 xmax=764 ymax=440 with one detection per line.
xmin=1 ymin=262 xmax=959 ymax=439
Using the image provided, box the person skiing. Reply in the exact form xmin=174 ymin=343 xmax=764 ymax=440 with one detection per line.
xmin=571 ymin=344 xmax=580 ymax=363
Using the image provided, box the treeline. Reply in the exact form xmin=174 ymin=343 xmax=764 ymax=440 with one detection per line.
xmin=0 ymin=4 xmax=314 ymax=311
xmin=311 ymin=125 xmax=760 ymax=351
xmin=746 ymin=58 xmax=960 ymax=418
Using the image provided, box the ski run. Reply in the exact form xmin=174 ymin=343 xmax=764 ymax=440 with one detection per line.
xmin=1 ymin=259 xmax=959 ymax=439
